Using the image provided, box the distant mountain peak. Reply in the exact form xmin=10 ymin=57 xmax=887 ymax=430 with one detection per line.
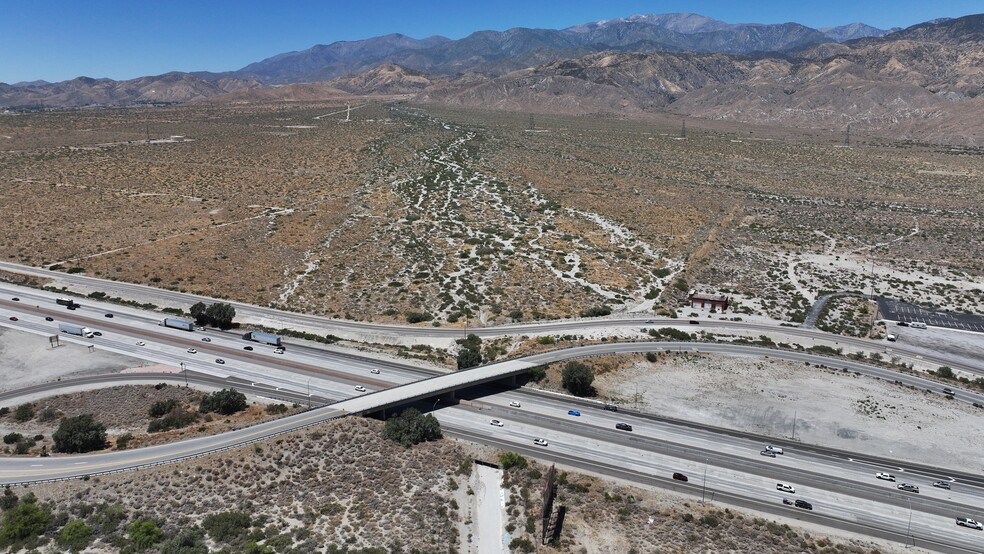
xmin=819 ymin=22 xmax=895 ymax=42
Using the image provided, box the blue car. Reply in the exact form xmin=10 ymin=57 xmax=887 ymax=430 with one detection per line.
xmin=567 ymin=410 xmax=581 ymax=417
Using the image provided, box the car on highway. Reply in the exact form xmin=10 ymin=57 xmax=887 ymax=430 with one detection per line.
xmin=354 ymin=385 xmax=366 ymax=393
xmin=942 ymin=388 xmax=955 ymax=397
xmin=776 ymin=483 xmax=795 ymax=493
xmin=44 ymin=316 xmax=53 ymax=321
xmin=243 ymin=346 xmax=253 ymax=351
xmin=645 ymin=319 xmax=654 ymax=323
xmin=956 ymin=517 xmax=983 ymax=530
xmin=274 ymin=349 xmax=284 ymax=354
xmin=603 ymin=404 xmax=618 ymax=412
xmin=794 ymin=499 xmax=813 ymax=510
xmin=186 ymin=348 xmax=197 ymax=354
xmin=92 ymin=331 xmax=102 ymax=336
xmin=760 ymin=450 xmax=776 ymax=458
xmin=764 ymin=445 xmax=783 ymax=455
xmin=615 ymin=422 xmax=633 ymax=431
xmin=933 ymin=481 xmax=952 ymax=490
xmin=201 ymin=337 xmax=212 ymax=342
xmin=509 ymin=401 xmax=521 ymax=407
xmin=688 ymin=320 xmax=700 ymax=325
xmin=135 ymin=341 xmax=145 ymax=346
xmin=875 ymin=472 xmax=896 ymax=482
xmin=215 ymin=358 xmax=225 ymax=364
xmin=672 ymin=472 xmax=688 ymax=482
xmin=533 ymin=438 xmax=548 ymax=446
xmin=897 ymin=321 xmax=909 ymax=326
xmin=490 ymin=419 xmax=503 ymax=427
xmin=370 ymin=368 xmax=380 ymax=374
xmin=104 ymin=313 xmax=113 ymax=318
xmin=886 ymin=333 xmax=897 ymax=342
xmin=11 ymin=297 xmax=19 ymax=301
xmin=567 ymin=410 xmax=581 ymax=417
xmin=896 ymin=483 xmax=919 ymax=493
xmin=8 ymin=316 xmax=17 ymax=321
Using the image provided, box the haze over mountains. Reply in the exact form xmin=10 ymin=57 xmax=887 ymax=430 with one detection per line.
xmin=3 ymin=12 xmax=984 ymax=145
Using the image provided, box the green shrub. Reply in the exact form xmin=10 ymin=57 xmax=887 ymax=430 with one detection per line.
xmin=127 ymin=519 xmax=163 ymax=550
xmin=562 ymin=361 xmax=595 ymax=397
xmin=148 ymin=398 xmax=179 ymax=418
xmin=12 ymin=404 xmax=33 ymax=423
xmin=509 ymin=537 xmax=535 ymax=553
xmin=148 ymin=408 xmax=199 ymax=433
xmin=199 ymin=389 xmax=247 ymax=415
xmin=0 ymin=499 xmax=50 ymax=549
xmin=405 ymin=311 xmax=433 ymax=324
xmin=57 ymin=519 xmax=93 ymax=552
xmin=499 ymin=452 xmax=528 ymax=470
xmin=265 ymin=404 xmax=289 ymax=415
xmin=580 ymin=306 xmax=611 ymax=318
xmin=383 ymin=408 xmax=442 ymax=447
xmin=527 ymin=366 xmax=547 ymax=382
xmin=52 ymin=415 xmax=107 ymax=454
xmin=203 ymin=511 xmax=252 ymax=543
xmin=2 ymin=433 xmax=22 ymax=445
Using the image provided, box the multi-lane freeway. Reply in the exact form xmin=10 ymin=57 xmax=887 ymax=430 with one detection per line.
xmin=2 ymin=274 xmax=984 ymax=551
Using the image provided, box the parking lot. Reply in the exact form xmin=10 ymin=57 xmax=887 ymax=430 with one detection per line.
xmin=877 ymin=298 xmax=984 ymax=333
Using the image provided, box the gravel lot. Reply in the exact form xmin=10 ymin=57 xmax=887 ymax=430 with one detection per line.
xmin=597 ymin=353 xmax=984 ymax=470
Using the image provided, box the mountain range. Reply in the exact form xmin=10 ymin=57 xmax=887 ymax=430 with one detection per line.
xmin=3 ymin=12 xmax=984 ymax=145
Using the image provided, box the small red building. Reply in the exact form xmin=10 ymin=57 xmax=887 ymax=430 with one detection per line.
xmin=688 ymin=290 xmax=729 ymax=312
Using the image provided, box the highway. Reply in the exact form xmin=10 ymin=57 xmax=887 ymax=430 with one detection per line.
xmin=0 ymin=262 xmax=980 ymax=377
xmin=3 ymin=275 xmax=984 ymax=550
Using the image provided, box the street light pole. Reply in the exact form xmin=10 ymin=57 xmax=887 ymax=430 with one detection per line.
xmin=307 ymin=379 xmax=311 ymax=408
xmin=791 ymin=410 xmax=797 ymax=440
xmin=181 ymin=362 xmax=187 ymax=387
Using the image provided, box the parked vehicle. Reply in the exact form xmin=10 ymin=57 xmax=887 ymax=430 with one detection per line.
xmin=161 ymin=318 xmax=194 ymax=331
xmin=615 ymin=422 xmax=633 ymax=431
xmin=58 ymin=323 xmax=94 ymax=338
xmin=875 ymin=472 xmax=896 ymax=482
xmin=672 ymin=472 xmax=688 ymax=482
xmin=243 ymin=331 xmax=282 ymax=346
xmin=909 ymin=322 xmax=927 ymax=329
xmin=886 ymin=333 xmax=897 ymax=341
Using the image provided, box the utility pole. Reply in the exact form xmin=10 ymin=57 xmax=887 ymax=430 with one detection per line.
xmin=181 ymin=362 xmax=188 ymax=387
xmin=791 ymin=410 xmax=797 ymax=440
xmin=307 ymin=379 xmax=311 ymax=408
xmin=680 ymin=119 xmax=687 ymax=139
xmin=845 ymin=123 xmax=851 ymax=147
xmin=528 ymin=113 xmax=535 ymax=131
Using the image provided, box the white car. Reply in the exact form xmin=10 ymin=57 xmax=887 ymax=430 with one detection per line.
xmin=370 ymin=368 xmax=380 ymax=374
xmin=776 ymin=483 xmax=795 ymax=493
xmin=875 ymin=472 xmax=896 ymax=482
xmin=490 ymin=419 xmax=503 ymax=427
xmin=764 ymin=445 xmax=783 ymax=455
xmin=533 ymin=438 xmax=548 ymax=446
xmin=354 ymin=385 xmax=366 ymax=393
xmin=135 ymin=341 xmax=146 ymax=346
xmin=509 ymin=401 xmax=521 ymax=407
xmin=274 ymin=348 xmax=284 ymax=354
xmin=956 ymin=518 xmax=983 ymax=530
xmin=186 ymin=348 xmax=197 ymax=354
xmin=200 ymin=337 xmax=212 ymax=342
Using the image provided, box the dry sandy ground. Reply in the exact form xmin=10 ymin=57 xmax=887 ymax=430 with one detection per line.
xmin=596 ymin=353 xmax=984 ymax=470
xmin=0 ymin=326 xmax=155 ymax=390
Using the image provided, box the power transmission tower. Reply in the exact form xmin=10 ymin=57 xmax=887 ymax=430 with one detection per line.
xmin=680 ymin=118 xmax=687 ymax=139
xmin=528 ymin=113 xmax=535 ymax=130
xmin=845 ymin=123 xmax=851 ymax=146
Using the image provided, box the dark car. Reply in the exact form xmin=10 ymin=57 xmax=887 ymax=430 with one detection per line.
xmin=8 ymin=316 xmax=18 ymax=321
xmin=603 ymin=404 xmax=618 ymax=412
xmin=942 ymin=388 xmax=955 ymax=397
xmin=104 ymin=313 xmax=113 ymax=318
xmin=45 ymin=316 xmax=53 ymax=321
xmin=794 ymin=499 xmax=813 ymax=510
xmin=897 ymin=321 xmax=909 ymax=326
xmin=672 ymin=473 xmax=688 ymax=482
xmin=688 ymin=320 xmax=700 ymax=325
xmin=615 ymin=422 xmax=633 ymax=432
xmin=11 ymin=297 xmax=19 ymax=301
xmin=92 ymin=331 xmax=102 ymax=336
xmin=67 ymin=305 xmax=77 ymax=310
xmin=243 ymin=346 xmax=253 ymax=351
xmin=215 ymin=358 xmax=225 ymax=364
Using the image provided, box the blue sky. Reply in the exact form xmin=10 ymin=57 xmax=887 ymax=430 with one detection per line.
xmin=1 ymin=0 xmax=980 ymax=83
